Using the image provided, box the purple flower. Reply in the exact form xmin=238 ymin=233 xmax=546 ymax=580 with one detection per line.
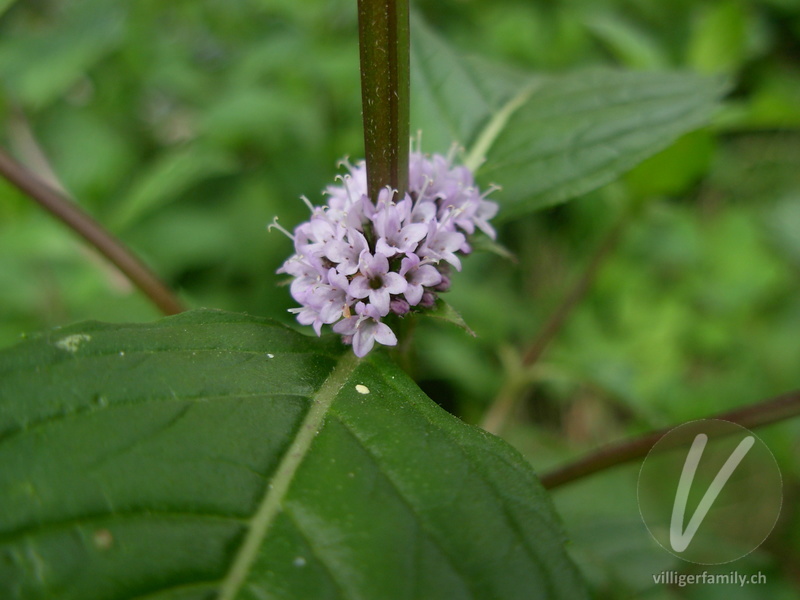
xmin=274 ymin=150 xmax=498 ymax=356
xmin=333 ymin=302 xmax=397 ymax=357
xmin=349 ymin=251 xmax=407 ymax=316
xmin=294 ymin=215 xmax=343 ymax=259
xmin=278 ymin=255 xmax=322 ymax=303
xmin=372 ymin=192 xmax=428 ymax=257
xmin=313 ymin=268 xmax=353 ymax=325
xmin=326 ymin=228 xmax=368 ymax=276
xmin=418 ymin=215 xmax=466 ymax=271
xmin=289 ymin=305 xmax=325 ymax=337
xmin=399 ymin=254 xmax=442 ymax=306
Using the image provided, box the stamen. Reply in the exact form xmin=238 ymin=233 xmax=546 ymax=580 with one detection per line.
xmin=413 ymin=130 xmax=423 ymax=155
xmin=267 ymin=217 xmax=295 ymax=240
xmin=300 ymin=195 xmax=315 ymax=212
xmin=481 ymin=183 xmax=502 ymax=198
xmin=438 ymin=205 xmax=464 ymax=229
xmin=446 ymin=141 xmax=461 ymax=166
xmin=337 ymin=155 xmax=354 ymax=171
xmin=417 ymin=174 xmax=432 ymax=200
xmin=339 ymin=174 xmax=357 ymax=205
xmin=378 ymin=186 xmax=397 ymax=206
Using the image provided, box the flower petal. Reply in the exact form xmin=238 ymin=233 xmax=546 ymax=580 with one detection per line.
xmin=349 ymin=275 xmax=371 ymax=299
xmin=352 ymin=326 xmax=376 ymax=357
xmin=383 ymin=272 xmax=408 ymax=295
xmin=369 ymin=288 xmax=391 ymax=316
xmin=373 ymin=322 xmax=398 ymax=347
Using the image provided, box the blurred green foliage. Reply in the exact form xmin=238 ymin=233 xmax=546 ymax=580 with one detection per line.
xmin=1 ymin=0 xmax=799 ymax=598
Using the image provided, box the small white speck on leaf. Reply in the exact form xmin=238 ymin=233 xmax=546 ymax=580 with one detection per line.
xmin=266 ymin=353 xmax=275 ymax=359
xmin=293 ymin=556 xmax=306 ymax=567
xmin=119 ymin=351 xmax=125 ymax=357
xmin=55 ymin=334 xmax=91 ymax=353
xmin=355 ymin=384 xmax=370 ymax=395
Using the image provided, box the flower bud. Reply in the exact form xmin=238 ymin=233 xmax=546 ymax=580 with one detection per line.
xmin=433 ymin=275 xmax=451 ymax=292
xmin=390 ymin=298 xmax=411 ymax=315
xmin=420 ymin=292 xmax=437 ymax=308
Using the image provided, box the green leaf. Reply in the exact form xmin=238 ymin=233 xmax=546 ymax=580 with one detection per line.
xmin=0 ymin=0 xmax=126 ymax=108
xmin=411 ymin=16 xmax=730 ymax=218
xmin=582 ymin=13 xmax=668 ymax=70
xmin=0 ymin=0 xmax=20 ymax=19
xmin=687 ymin=2 xmax=748 ymax=74
xmin=470 ymin=234 xmax=518 ymax=263
xmin=0 ymin=309 xmax=587 ymax=600
xmin=423 ymin=298 xmax=477 ymax=337
xmin=109 ymin=146 xmax=237 ymax=230
xmin=410 ymin=14 xmax=534 ymax=155
xmin=625 ymin=130 xmax=716 ymax=198
xmin=479 ymin=70 xmax=729 ymax=218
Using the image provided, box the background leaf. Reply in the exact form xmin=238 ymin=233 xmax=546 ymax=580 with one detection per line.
xmin=0 ymin=309 xmax=587 ymax=600
xmin=424 ymin=298 xmax=477 ymax=337
xmin=109 ymin=145 xmax=237 ymax=231
xmin=411 ymin=16 xmax=730 ymax=218
xmin=0 ymin=0 xmax=126 ymax=108
xmin=410 ymin=14 xmax=533 ymax=155
xmin=479 ymin=69 xmax=729 ymax=217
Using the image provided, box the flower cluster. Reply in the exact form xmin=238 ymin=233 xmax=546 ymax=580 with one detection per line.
xmin=275 ymin=152 xmax=498 ymax=357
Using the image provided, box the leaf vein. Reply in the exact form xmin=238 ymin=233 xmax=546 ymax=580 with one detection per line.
xmin=216 ymin=351 xmax=359 ymax=600
xmin=330 ymin=415 xmax=477 ymax=600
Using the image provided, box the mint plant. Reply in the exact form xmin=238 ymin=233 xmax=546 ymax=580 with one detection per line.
xmin=1 ymin=1 xmax=799 ymax=599
xmin=275 ymin=151 xmax=497 ymax=355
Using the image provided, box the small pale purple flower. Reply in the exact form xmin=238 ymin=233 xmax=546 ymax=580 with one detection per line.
xmin=314 ymin=269 xmax=353 ymax=326
xmin=390 ymin=298 xmax=411 ymax=315
xmin=420 ymin=291 xmax=437 ymax=308
xmin=326 ymin=228 xmax=368 ymax=276
xmin=418 ymin=215 xmax=466 ymax=271
xmin=373 ymin=193 xmax=428 ymax=257
xmin=333 ymin=302 xmax=397 ymax=357
xmin=294 ymin=215 xmax=343 ymax=259
xmin=349 ymin=251 xmax=407 ymax=316
xmin=399 ymin=254 xmax=442 ymax=306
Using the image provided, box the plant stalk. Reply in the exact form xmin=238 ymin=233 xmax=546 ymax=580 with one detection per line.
xmin=357 ymin=0 xmax=410 ymax=200
xmin=540 ymin=389 xmax=800 ymax=489
xmin=0 ymin=148 xmax=185 ymax=316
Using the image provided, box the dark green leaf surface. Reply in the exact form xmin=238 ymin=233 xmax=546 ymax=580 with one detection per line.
xmin=480 ymin=70 xmax=729 ymax=217
xmin=411 ymin=16 xmax=729 ymax=217
xmin=0 ymin=309 xmax=587 ymax=600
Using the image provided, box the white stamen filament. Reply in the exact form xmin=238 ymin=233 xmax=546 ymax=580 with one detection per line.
xmin=268 ymin=217 xmax=295 ymax=240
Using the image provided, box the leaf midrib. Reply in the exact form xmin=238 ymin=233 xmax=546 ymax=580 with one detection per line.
xmin=216 ymin=350 xmax=359 ymax=600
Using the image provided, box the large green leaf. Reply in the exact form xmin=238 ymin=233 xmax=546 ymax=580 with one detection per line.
xmin=479 ymin=70 xmax=728 ymax=217
xmin=411 ymin=16 xmax=729 ymax=218
xmin=0 ymin=309 xmax=587 ymax=600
